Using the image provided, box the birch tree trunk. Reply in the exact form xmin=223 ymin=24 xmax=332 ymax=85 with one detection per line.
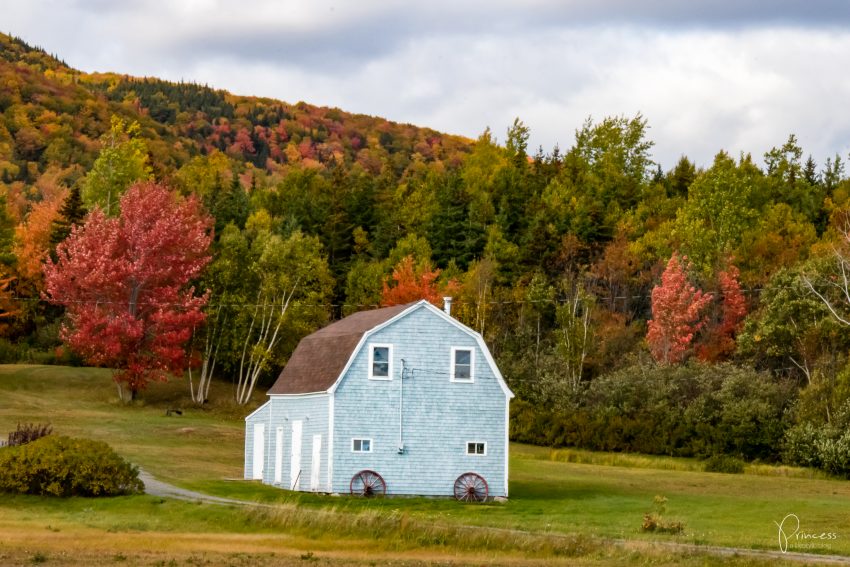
xmin=188 ymin=304 xmax=225 ymax=404
xmin=556 ymin=284 xmax=594 ymax=393
xmin=234 ymin=283 xmax=298 ymax=405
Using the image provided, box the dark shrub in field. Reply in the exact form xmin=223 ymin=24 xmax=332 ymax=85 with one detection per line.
xmin=7 ymin=422 xmax=53 ymax=447
xmin=0 ymin=435 xmax=143 ymax=496
xmin=784 ymin=420 xmax=850 ymax=477
xmin=511 ymin=362 xmax=794 ymax=461
xmin=703 ymin=454 xmax=745 ymax=474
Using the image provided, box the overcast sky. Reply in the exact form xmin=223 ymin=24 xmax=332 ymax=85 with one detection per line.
xmin=4 ymin=0 xmax=850 ymax=169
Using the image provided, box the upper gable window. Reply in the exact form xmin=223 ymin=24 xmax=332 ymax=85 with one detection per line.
xmin=451 ymin=347 xmax=474 ymax=383
xmin=369 ymin=344 xmax=393 ymax=380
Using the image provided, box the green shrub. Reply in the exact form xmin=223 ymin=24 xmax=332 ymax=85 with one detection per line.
xmin=0 ymin=337 xmax=20 ymax=363
xmin=703 ymin=454 xmax=745 ymax=474
xmin=815 ymin=432 xmax=850 ymax=477
xmin=0 ymin=435 xmax=144 ymax=496
xmin=782 ymin=422 xmax=850 ymax=477
xmin=511 ymin=361 xmax=794 ymax=461
xmin=783 ymin=423 xmax=822 ymax=468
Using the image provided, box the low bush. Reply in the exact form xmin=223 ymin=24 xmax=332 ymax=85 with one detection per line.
xmin=816 ymin=433 xmax=850 ymax=476
xmin=511 ymin=362 xmax=794 ymax=461
xmin=6 ymin=422 xmax=53 ymax=447
xmin=0 ymin=435 xmax=144 ymax=496
xmin=0 ymin=337 xmax=19 ymax=363
xmin=783 ymin=422 xmax=822 ymax=469
xmin=703 ymin=454 xmax=745 ymax=474
xmin=783 ymin=401 xmax=850 ymax=477
xmin=641 ymin=495 xmax=684 ymax=535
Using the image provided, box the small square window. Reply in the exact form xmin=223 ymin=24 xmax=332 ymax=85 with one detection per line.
xmin=466 ymin=442 xmax=486 ymax=455
xmin=352 ymin=438 xmax=372 ymax=453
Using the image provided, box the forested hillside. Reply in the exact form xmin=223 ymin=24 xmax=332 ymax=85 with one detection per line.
xmin=3 ymin=33 xmax=850 ymax=472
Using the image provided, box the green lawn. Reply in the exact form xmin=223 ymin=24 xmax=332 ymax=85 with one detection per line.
xmin=0 ymin=364 xmax=846 ymax=565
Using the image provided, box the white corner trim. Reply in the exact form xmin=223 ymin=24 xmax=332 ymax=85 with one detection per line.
xmin=505 ymin=399 xmax=510 ymax=497
xmin=450 ymin=346 xmax=475 ymax=383
xmin=327 ymin=392 xmax=335 ymax=492
xmin=368 ymin=343 xmax=394 ymax=380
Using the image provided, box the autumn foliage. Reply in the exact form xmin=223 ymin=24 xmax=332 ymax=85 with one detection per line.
xmin=0 ymin=273 xmax=19 ymax=335
xmin=43 ymin=182 xmax=212 ymax=399
xmin=696 ymin=264 xmax=747 ymax=362
xmin=14 ymin=190 xmax=65 ymax=286
xmin=647 ymin=254 xmax=713 ymax=364
xmin=380 ymin=255 xmax=458 ymax=307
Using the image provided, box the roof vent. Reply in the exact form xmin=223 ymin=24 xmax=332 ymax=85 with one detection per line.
xmin=443 ymin=296 xmax=453 ymax=317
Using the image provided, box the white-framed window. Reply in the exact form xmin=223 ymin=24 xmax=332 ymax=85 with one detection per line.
xmin=466 ymin=441 xmax=487 ymax=456
xmin=450 ymin=347 xmax=474 ymax=382
xmin=368 ymin=343 xmax=393 ymax=380
xmin=352 ymin=438 xmax=372 ymax=453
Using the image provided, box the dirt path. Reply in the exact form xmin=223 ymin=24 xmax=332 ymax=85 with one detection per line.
xmin=137 ymin=469 xmax=253 ymax=506
xmin=138 ymin=470 xmax=850 ymax=565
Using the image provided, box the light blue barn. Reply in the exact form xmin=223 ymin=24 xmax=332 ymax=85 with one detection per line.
xmin=244 ymin=299 xmax=513 ymax=499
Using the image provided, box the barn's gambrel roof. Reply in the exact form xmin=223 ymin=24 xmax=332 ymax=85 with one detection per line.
xmin=268 ymin=300 xmax=513 ymax=398
xmin=267 ymin=302 xmax=414 ymax=395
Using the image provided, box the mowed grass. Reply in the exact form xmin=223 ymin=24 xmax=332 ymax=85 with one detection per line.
xmin=1 ymin=364 xmax=848 ymax=565
xmin=0 ymin=364 xmax=257 ymax=483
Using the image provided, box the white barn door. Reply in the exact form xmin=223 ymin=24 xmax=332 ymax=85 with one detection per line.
xmin=290 ymin=420 xmax=303 ymax=490
xmin=310 ymin=434 xmax=322 ymax=491
xmin=252 ymin=423 xmax=265 ymax=480
xmin=274 ymin=426 xmax=284 ymax=484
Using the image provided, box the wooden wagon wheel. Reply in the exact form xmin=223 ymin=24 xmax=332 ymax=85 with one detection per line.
xmin=454 ymin=472 xmax=488 ymax=502
xmin=350 ymin=470 xmax=386 ymax=497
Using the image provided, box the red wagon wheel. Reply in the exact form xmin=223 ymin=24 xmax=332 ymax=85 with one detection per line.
xmin=454 ymin=472 xmax=488 ymax=502
xmin=350 ymin=470 xmax=386 ymax=497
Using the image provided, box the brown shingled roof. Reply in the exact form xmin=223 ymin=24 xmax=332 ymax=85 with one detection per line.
xmin=267 ymin=302 xmax=417 ymax=395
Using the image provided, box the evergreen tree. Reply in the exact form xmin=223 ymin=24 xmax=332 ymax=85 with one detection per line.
xmin=428 ymin=173 xmax=484 ymax=271
xmin=208 ymin=173 xmax=250 ymax=235
xmin=0 ymin=194 xmax=15 ymax=266
xmin=49 ymin=184 xmax=86 ymax=247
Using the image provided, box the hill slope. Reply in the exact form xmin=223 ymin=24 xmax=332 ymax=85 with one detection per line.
xmin=0 ymin=32 xmax=472 ymax=187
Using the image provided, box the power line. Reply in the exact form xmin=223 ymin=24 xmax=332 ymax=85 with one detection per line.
xmin=0 ymin=282 xmax=821 ymax=311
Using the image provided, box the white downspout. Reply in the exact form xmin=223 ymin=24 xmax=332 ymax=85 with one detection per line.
xmin=398 ymin=359 xmax=405 ymax=454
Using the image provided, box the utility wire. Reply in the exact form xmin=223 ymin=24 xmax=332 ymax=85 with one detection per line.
xmin=0 ymin=283 xmax=825 ymax=310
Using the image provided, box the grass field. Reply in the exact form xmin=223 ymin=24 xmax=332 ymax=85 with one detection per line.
xmin=0 ymin=364 xmax=848 ymax=566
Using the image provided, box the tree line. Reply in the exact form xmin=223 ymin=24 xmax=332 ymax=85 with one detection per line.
xmin=4 ymin=32 xmax=850 ymax=472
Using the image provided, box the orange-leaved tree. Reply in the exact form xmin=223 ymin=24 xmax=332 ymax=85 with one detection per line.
xmin=14 ymin=189 xmax=66 ymax=287
xmin=647 ymin=254 xmax=713 ymax=364
xmin=43 ymin=182 xmax=212 ymax=401
xmin=697 ymin=263 xmax=747 ymax=362
xmin=381 ymin=255 xmax=458 ymax=307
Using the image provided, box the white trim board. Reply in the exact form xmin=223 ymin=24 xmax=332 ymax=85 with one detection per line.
xmin=244 ymin=400 xmax=270 ymax=422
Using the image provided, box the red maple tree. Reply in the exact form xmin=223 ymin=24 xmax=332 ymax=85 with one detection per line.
xmin=647 ymin=254 xmax=713 ymax=364
xmin=696 ymin=264 xmax=748 ymax=362
xmin=43 ymin=182 xmax=213 ymax=400
xmin=381 ymin=255 xmax=458 ymax=307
